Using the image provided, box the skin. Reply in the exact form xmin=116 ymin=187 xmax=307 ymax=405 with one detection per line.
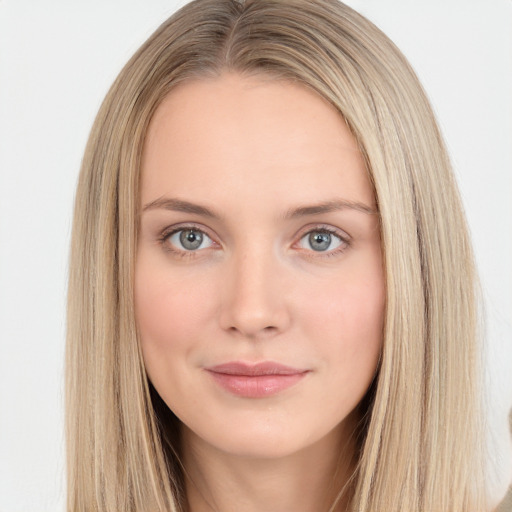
xmin=135 ymin=73 xmax=385 ymax=512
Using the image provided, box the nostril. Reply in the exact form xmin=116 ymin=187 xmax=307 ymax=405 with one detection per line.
xmin=225 ymin=322 xmax=281 ymax=340
xmin=218 ymin=264 xmax=291 ymax=337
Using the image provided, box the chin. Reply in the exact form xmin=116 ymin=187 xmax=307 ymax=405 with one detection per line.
xmin=182 ymin=412 xmax=347 ymax=461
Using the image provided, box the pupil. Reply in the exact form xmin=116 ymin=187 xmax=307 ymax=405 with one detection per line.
xmin=309 ymin=232 xmax=331 ymax=251
xmin=180 ymin=230 xmax=203 ymax=250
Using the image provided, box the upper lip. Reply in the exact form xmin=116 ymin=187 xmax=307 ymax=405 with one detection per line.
xmin=206 ymin=361 xmax=308 ymax=376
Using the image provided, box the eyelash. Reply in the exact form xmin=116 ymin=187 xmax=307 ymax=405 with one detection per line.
xmin=158 ymin=224 xmax=216 ymax=259
xmin=296 ymin=225 xmax=350 ymax=258
xmin=157 ymin=224 xmax=350 ymax=259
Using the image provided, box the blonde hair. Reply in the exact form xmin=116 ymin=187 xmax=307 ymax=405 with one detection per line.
xmin=66 ymin=0 xmax=487 ymax=510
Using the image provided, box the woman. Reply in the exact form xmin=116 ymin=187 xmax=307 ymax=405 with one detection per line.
xmin=66 ymin=0 xmax=489 ymax=510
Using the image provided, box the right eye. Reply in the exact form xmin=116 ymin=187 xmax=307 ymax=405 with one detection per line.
xmin=166 ymin=228 xmax=214 ymax=252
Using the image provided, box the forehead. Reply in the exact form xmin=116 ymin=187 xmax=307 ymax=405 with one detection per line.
xmin=140 ymin=72 xmax=375 ymax=211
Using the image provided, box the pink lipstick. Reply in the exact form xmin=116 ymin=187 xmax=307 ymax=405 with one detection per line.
xmin=205 ymin=362 xmax=308 ymax=398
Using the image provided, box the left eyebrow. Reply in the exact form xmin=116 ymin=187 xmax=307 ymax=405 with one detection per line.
xmin=283 ymin=199 xmax=378 ymax=219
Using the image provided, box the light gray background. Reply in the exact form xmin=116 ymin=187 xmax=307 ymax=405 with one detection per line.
xmin=0 ymin=1 xmax=511 ymax=510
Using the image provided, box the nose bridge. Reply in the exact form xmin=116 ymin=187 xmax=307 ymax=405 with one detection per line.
xmin=219 ymin=239 xmax=288 ymax=337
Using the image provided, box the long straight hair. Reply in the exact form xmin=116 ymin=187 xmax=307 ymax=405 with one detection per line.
xmin=66 ymin=1 xmax=487 ymax=510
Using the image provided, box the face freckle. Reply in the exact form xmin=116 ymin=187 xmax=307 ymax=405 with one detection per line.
xmin=135 ymin=72 xmax=384 ymax=460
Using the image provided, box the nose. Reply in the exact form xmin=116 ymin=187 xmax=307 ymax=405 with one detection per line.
xmin=218 ymin=246 xmax=291 ymax=339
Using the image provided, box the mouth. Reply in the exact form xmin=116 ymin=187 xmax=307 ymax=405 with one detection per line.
xmin=205 ymin=361 xmax=309 ymax=398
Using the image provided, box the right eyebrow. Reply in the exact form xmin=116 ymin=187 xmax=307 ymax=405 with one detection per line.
xmin=141 ymin=197 xmax=222 ymax=219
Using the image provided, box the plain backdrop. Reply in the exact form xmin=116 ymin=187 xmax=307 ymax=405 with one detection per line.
xmin=0 ymin=1 xmax=511 ymax=510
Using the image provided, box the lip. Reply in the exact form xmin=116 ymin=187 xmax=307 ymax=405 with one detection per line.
xmin=205 ymin=361 xmax=309 ymax=398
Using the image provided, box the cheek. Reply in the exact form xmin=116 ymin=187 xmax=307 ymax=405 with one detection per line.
xmin=339 ymin=279 xmax=385 ymax=349
xmin=329 ymin=285 xmax=383 ymax=407
xmin=300 ymin=255 xmax=385 ymax=380
xmin=134 ymin=259 xmax=214 ymax=373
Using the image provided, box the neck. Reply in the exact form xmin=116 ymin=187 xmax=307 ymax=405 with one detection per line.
xmin=181 ymin=417 xmax=358 ymax=512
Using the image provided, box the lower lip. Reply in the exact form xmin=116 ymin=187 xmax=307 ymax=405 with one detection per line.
xmin=207 ymin=372 xmax=307 ymax=398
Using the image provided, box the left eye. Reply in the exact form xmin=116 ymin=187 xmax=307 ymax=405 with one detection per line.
xmin=298 ymin=230 xmax=344 ymax=252
xmin=167 ymin=229 xmax=214 ymax=251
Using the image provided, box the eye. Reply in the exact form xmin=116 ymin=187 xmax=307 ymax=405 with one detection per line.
xmin=167 ymin=228 xmax=214 ymax=251
xmin=298 ymin=229 xmax=345 ymax=252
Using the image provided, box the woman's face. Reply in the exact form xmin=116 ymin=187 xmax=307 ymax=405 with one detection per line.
xmin=136 ymin=73 xmax=384 ymax=459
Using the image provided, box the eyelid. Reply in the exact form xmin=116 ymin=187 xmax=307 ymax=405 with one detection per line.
xmin=293 ymin=224 xmax=351 ymax=256
xmin=294 ymin=223 xmax=351 ymax=243
xmin=159 ymin=223 xmax=220 ymax=254
xmin=156 ymin=222 xmax=351 ymax=258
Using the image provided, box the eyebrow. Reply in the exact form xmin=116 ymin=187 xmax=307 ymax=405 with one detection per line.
xmin=141 ymin=197 xmax=377 ymax=218
xmin=142 ymin=197 xmax=222 ymax=219
xmin=284 ymin=199 xmax=378 ymax=218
